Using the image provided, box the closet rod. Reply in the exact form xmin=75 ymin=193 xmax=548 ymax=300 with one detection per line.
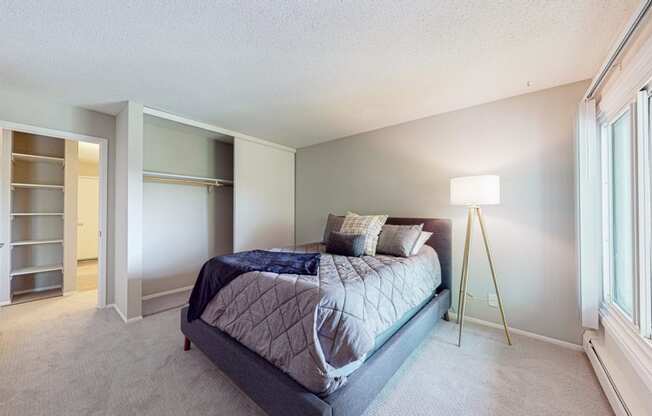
xmin=143 ymin=170 xmax=233 ymax=189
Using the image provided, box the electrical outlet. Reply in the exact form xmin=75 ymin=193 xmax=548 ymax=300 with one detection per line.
xmin=488 ymin=293 xmax=498 ymax=308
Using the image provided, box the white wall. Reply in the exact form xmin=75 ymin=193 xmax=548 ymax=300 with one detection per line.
xmin=0 ymin=130 xmax=12 ymax=304
xmin=114 ymin=101 xmax=143 ymax=320
xmin=63 ymin=140 xmax=79 ymax=292
xmin=296 ymin=80 xmax=588 ymax=344
xmin=234 ymin=138 xmax=295 ymax=251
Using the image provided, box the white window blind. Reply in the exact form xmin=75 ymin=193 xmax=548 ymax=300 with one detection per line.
xmin=577 ymin=99 xmax=601 ymax=329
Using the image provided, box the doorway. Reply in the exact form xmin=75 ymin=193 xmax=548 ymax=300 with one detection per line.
xmin=0 ymin=122 xmax=108 ymax=308
xmin=76 ymin=142 xmax=100 ymax=292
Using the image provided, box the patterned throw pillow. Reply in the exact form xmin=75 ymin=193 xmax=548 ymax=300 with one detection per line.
xmin=339 ymin=212 xmax=388 ymax=256
xmin=322 ymin=213 xmax=344 ymax=245
xmin=325 ymin=231 xmax=366 ymax=257
xmin=376 ymin=224 xmax=423 ymax=257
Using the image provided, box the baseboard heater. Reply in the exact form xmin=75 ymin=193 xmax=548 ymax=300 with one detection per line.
xmin=584 ymin=336 xmax=631 ymax=416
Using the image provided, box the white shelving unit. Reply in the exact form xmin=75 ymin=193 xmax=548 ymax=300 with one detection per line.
xmin=10 ymin=264 xmax=64 ymax=277
xmin=11 ymin=183 xmax=64 ymax=190
xmin=10 ymin=239 xmax=63 ymax=246
xmin=12 ymin=153 xmax=64 ymax=165
xmin=8 ymin=132 xmax=66 ymax=303
xmin=11 ymin=212 xmax=64 ymax=217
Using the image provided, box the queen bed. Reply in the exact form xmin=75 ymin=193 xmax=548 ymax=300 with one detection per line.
xmin=180 ymin=217 xmax=452 ymax=416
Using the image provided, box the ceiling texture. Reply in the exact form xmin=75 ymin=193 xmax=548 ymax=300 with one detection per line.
xmin=0 ymin=1 xmax=639 ymax=148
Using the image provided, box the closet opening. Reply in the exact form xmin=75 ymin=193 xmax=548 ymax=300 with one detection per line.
xmin=141 ymin=113 xmax=234 ymax=316
xmin=0 ymin=124 xmax=108 ymax=308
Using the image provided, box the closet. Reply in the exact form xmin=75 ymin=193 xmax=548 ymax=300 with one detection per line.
xmin=140 ymin=114 xmax=234 ymax=315
xmin=4 ymin=131 xmax=68 ymax=303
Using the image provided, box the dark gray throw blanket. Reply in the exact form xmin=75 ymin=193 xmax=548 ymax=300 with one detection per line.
xmin=187 ymin=250 xmax=320 ymax=322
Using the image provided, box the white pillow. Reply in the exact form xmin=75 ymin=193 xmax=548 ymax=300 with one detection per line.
xmin=410 ymin=231 xmax=433 ymax=256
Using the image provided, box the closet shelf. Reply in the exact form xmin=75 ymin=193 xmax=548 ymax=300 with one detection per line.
xmin=11 ymin=212 xmax=64 ymax=217
xmin=11 ymin=287 xmax=63 ymax=304
xmin=10 ymin=239 xmax=64 ymax=247
xmin=143 ymin=170 xmax=233 ymax=189
xmin=12 ymin=152 xmax=65 ymax=165
xmin=11 ymin=183 xmax=64 ymax=190
xmin=10 ymin=264 xmax=64 ymax=277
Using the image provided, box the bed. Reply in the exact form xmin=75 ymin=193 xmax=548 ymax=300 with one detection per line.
xmin=180 ymin=217 xmax=452 ymax=416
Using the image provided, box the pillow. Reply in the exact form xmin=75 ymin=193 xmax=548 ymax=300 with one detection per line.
xmin=376 ymin=224 xmax=423 ymax=257
xmin=322 ymin=213 xmax=344 ymax=245
xmin=340 ymin=212 xmax=388 ymax=256
xmin=410 ymin=231 xmax=433 ymax=256
xmin=326 ymin=232 xmax=366 ymax=257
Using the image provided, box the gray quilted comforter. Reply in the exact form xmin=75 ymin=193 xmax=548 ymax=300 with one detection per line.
xmin=200 ymin=243 xmax=441 ymax=395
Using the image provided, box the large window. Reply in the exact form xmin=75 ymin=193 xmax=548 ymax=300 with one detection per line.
xmin=601 ymin=95 xmax=652 ymax=339
xmin=610 ymin=110 xmax=636 ymax=318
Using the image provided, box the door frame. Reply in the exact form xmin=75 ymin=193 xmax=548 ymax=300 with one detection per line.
xmin=0 ymin=120 xmax=109 ymax=308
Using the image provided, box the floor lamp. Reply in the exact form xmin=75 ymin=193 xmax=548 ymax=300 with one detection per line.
xmin=450 ymin=175 xmax=512 ymax=347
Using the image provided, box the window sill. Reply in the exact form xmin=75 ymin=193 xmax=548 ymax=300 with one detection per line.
xmin=600 ymin=303 xmax=652 ymax=391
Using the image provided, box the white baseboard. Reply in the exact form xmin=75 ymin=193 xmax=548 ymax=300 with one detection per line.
xmin=141 ymin=285 xmax=193 ymax=301
xmin=107 ymin=303 xmax=143 ymax=323
xmin=448 ymin=311 xmax=583 ymax=351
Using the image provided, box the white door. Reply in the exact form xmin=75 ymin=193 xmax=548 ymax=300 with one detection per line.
xmin=77 ymin=176 xmax=99 ymax=260
xmin=234 ymin=138 xmax=295 ymax=251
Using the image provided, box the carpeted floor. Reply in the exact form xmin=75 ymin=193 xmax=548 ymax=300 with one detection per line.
xmin=0 ymin=291 xmax=612 ymax=416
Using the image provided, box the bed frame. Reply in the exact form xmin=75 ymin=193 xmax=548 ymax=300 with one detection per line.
xmin=180 ymin=217 xmax=452 ymax=416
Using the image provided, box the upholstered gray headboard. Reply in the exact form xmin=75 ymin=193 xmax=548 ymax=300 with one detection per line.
xmin=384 ymin=217 xmax=452 ymax=293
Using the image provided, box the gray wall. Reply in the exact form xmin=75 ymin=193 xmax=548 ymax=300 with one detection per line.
xmin=0 ymin=88 xmax=117 ymax=304
xmin=142 ymin=116 xmax=233 ymax=298
xmin=296 ymin=80 xmax=588 ymax=344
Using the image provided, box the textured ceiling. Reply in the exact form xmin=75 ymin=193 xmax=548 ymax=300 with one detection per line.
xmin=0 ymin=1 xmax=638 ymax=148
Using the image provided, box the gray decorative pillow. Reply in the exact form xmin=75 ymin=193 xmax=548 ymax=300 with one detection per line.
xmin=326 ymin=231 xmax=366 ymax=257
xmin=376 ymin=224 xmax=423 ymax=257
xmin=322 ymin=214 xmax=344 ymax=245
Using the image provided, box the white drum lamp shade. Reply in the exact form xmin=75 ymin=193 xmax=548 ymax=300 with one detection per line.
xmin=450 ymin=175 xmax=500 ymax=206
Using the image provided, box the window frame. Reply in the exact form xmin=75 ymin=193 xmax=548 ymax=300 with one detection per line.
xmin=601 ymin=102 xmax=640 ymax=326
xmin=640 ymin=90 xmax=652 ymax=339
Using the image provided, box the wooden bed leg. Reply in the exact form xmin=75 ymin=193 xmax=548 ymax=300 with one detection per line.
xmin=443 ymin=311 xmax=450 ymax=321
xmin=184 ymin=337 xmax=191 ymax=351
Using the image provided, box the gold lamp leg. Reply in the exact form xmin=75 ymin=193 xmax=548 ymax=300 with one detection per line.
xmin=457 ymin=208 xmax=473 ymax=346
xmin=477 ymin=207 xmax=512 ymax=346
xmin=456 ymin=208 xmax=473 ymax=324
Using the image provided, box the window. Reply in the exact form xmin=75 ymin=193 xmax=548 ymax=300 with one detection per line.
xmin=601 ymin=96 xmax=652 ymax=338
xmin=610 ymin=110 xmax=636 ymax=318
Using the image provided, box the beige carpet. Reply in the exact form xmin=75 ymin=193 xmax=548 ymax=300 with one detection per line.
xmin=0 ymin=291 xmax=612 ymax=416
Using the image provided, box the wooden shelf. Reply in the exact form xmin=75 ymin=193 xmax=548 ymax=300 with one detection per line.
xmin=10 ymin=239 xmax=63 ymax=247
xmin=11 ymin=183 xmax=64 ymax=190
xmin=11 ymin=287 xmax=63 ymax=304
xmin=12 ymin=153 xmax=64 ymax=165
xmin=10 ymin=264 xmax=63 ymax=277
xmin=11 ymin=212 xmax=64 ymax=217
